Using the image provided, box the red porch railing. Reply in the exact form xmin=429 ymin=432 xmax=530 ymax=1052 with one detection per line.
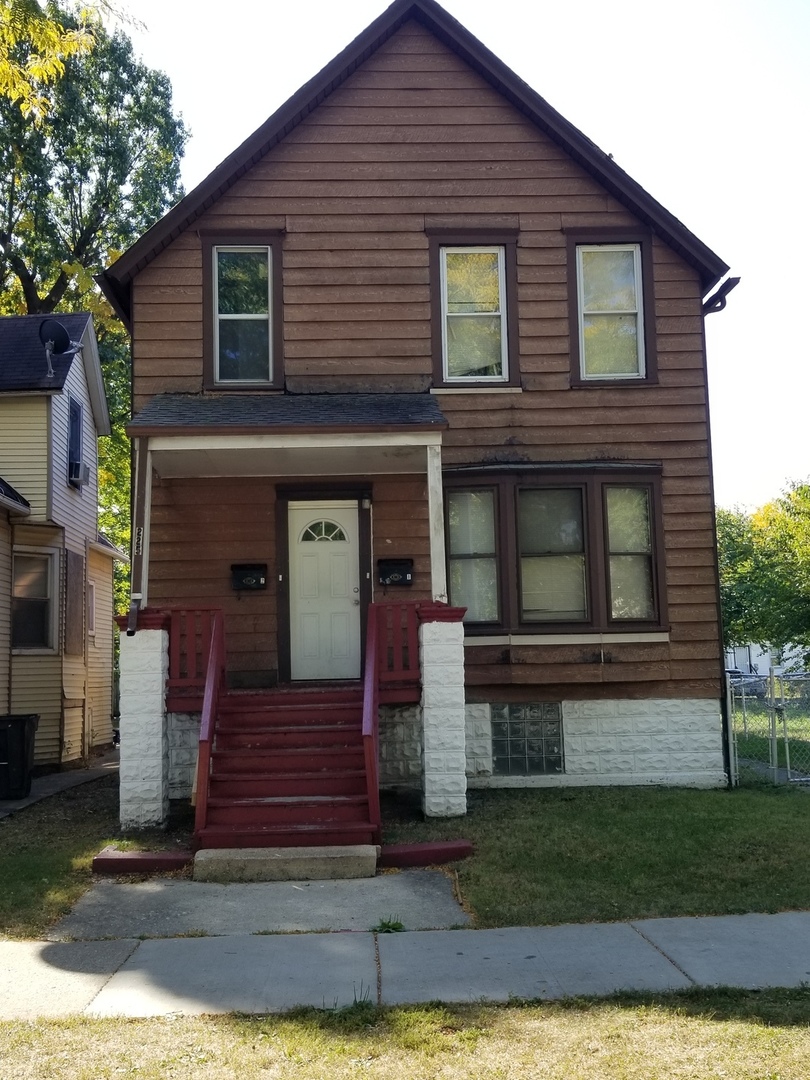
xmin=192 ymin=610 xmax=226 ymax=841
xmin=167 ymin=608 xmax=220 ymax=713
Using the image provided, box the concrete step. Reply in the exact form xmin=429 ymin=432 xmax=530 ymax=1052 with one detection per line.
xmin=192 ymin=844 xmax=378 ymax=882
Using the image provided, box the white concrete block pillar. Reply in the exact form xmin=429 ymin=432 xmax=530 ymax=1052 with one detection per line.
xmin=118 ymin=624 xmax=169 ymax=828
xmin=419 ymin=606 xmax=467 ymax=817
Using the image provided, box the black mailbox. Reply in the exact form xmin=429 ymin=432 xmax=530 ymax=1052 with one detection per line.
xmin=378 ymin=558 xmax=414 ymax=587
xmin=231 ymin=564 xmax=267 ymax=591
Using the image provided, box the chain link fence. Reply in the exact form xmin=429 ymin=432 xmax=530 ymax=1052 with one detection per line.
xmin=729 ymin=672 xmax=810 ymax=785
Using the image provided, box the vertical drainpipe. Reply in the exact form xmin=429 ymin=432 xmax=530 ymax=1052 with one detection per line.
xmin=127 ymin=437 xmax=151 ymax=634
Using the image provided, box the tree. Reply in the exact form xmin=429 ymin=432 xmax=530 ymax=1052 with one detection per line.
xmin=717 ymin=482 xmax=810 ymax=664
xmin=0 ymin=0 xmax=99 ymax=118
xmin=0 ymin=6 xmax=187 ymax=609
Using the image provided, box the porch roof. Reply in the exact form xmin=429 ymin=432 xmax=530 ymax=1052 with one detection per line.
xmin=127 ymin=392 xmax=448 ymax=437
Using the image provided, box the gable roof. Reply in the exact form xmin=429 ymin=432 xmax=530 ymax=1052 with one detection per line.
xmin=0 ymin=313 xmax=90 ymax=392
xmin=0 ymin=314 xmax=111 ymax=435
xmin=98 ymin=0 xmax=729 ymax=329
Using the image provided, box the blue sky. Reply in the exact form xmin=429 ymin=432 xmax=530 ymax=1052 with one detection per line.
xmin=121 ymin=0 xmax=810 ymax=509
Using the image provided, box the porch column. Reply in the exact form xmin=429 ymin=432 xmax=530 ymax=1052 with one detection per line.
xmin=426 ymin=444 xmax=448 ymax=603
xmin=129 ymin=438 xmax=153 ymax=612
xmin=418 ymin=603 xmax=467 ymax=817
xmin=117 ymin=612 xmax=169 ymax=827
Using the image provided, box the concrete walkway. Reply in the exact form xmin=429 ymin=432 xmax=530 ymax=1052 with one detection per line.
xmin=3 ymin=910 xmax=810 ymax=1019
xmin=0 ymin=750 xmax=119 ymax=819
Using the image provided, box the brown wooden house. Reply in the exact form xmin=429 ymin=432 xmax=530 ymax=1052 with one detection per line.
xmin=100 ymin=0 xmax=734 ymax=849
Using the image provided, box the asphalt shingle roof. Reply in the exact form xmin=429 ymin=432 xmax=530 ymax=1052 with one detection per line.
xmin=128 ymin=393 xmax=448 ymax=432
xmin=0 ymin=314 xmax=91 ymax=392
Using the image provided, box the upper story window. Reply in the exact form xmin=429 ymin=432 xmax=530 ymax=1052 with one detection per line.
xmin=68 ymin=397 xmax=84 ymax=488
xmin=215 ymin=247 xmax=272 ymax=382
xmin=429 ymin=232 xmax=519 ymax=389
xmin=445 ymin=470 xmax=665 ymax=634
xmin=567 ymin=229 xmax=656 ymax=386
xmin=202 ymin=232 xmax=284 ymax=390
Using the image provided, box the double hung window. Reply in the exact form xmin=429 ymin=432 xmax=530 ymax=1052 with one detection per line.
xmin=445 ymin=472 xmax=663 ymax=632
xmin=11 ymin=550 xmax=56 ymax=650
xmin=203 ymin=233 xmax=283 ymax=389
xmin=567 ymin=231 xmax=655 ymax=385
xmin=430 ymin=233 xmax=518 ymax=388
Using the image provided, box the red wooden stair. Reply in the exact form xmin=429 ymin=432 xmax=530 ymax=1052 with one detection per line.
xmin=194 ymin=687 xmax=378 ymax=850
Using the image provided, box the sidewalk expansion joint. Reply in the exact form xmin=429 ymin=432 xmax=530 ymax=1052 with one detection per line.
xmin=630 ymin=923 xmax=696 ymax=985
xmin=83 ymin=939 xmax=141 ymax=1015
xmin=373 ymin=933 xmax=382 ymax=1005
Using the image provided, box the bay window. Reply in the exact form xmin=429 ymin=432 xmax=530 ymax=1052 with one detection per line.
xmin=446 ymin=470 xmax=664 ymax=632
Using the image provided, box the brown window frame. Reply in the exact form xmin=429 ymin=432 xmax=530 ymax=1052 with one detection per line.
xmin=565 ymin=227 xmax=657 ymax=388
xmin=428 ymin=230 xmax=520 ymax=389
xmin=444 ymin=468 xmax=667 ymax=635
xmin=202 ymin=231 xmax=285 ymax=390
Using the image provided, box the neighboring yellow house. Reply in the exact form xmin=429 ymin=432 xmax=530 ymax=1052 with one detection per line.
xmin=0 ymin=313 xmax=125 ymax=764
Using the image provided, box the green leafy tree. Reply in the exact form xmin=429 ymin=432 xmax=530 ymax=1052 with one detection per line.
xmin=0 ymin=0 xmax=95 ymax=118
xmin=717 ymin=482 xmax=810 ymax=664
xmin=0 ymin=6 xmax=187 ymax=609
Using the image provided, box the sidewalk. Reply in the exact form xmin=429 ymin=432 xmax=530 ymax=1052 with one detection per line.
xmin=3 ymin=910 xmax=810 ymax=1019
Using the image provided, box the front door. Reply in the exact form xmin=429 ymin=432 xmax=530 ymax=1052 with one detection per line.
xmin=288 ymin=501 xmax=361 ymax=681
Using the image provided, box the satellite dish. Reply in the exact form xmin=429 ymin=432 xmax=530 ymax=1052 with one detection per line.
xmin=38 ymin=318 xmax=82 ymax=379
xmin=39 ymin=318 xmax=72 ymax=354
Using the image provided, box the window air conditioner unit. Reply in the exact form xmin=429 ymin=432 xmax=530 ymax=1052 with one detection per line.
xmin=69 ymin=461 xmax=91 ymax=486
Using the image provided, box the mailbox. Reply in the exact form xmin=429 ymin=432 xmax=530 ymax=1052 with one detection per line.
xmin=377 ymin=558 xmax=414 ymax=587
xmin=231 ymin=564 xmax=267 ymax=591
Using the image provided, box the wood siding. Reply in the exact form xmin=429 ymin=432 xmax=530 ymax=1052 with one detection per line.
xmin=0 ymin=514 xmax=10 ymax=713
xmin=87 ymin=547 xmax=116 ymax=747
xmin=134 ymin=20 xmax=722 ymax=701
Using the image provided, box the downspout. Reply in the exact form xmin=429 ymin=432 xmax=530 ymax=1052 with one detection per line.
xmin=702 ymin=274 xmax=740 ymax=787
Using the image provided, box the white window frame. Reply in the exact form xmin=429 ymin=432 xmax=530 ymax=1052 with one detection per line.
xmin=440 ymin=245 xmax=509 ymax=384
xmin=87 ymin=579 xmax=96 ymax=637
xmin=11 ymin=546 xmax=59 ymax=654
xmin=213 ymin=245 xmax=273 ymax=384
xmin=576 ymin=243 xmax=645 ymax=381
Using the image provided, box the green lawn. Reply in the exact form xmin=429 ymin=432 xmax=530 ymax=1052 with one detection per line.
xmin=5 ymin=774 xmax=810 ymax=938
xmin=383 ymin=783 xmax=810 ymax=927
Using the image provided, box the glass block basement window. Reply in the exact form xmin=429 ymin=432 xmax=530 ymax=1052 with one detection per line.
xmin=491 ymin=703 xmax=564 ymax=775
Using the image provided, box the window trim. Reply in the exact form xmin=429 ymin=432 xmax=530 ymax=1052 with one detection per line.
xmin=429 ymin=231 xmax=520 ymax=388
xmin=87 ymin=579 xmax=96 ymax=637
xmin=566 ymin=228 xmax=657 ymax=387
xmin=11 ymin=546 xmax=59 ymax=653
xmin=202 ymin=231 xmax=284 ymax=390
xmin=68 ymin=396 xmax=83 ymax=489
xmin=444 ymin=468 xmax=667 ymax=635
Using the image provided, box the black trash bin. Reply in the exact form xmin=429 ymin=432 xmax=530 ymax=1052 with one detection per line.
xmin=0 ymin=714 xmax=39 ymax=799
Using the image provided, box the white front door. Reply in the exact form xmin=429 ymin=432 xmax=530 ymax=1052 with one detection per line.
xmin=289 ymin=501 xmax=361 ymax=681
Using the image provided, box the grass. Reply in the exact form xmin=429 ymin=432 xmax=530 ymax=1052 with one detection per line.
xmin=6 ymin=771 xmax=810 ymax=939
xmin=0 ymin=776 xmax=193 ymax=939
xmin=382 ymin=783 xmax=810 ymax=927
xmin=5 ymin=990 xmax=810 ymax=1078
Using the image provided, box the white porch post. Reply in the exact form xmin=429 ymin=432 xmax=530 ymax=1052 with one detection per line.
xmin=419 ymin=605 xmax=467 ymax=817
xmin=426 ymin=443 xmax=448 ymax=603
xmin=118 ymin=621 xmax=169 ymax=827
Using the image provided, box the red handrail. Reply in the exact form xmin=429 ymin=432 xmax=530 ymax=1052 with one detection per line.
xmin=362 ymin=604 xmax=382 ymax=845
xmin=193 ymin=610 xmax=225 ymax=841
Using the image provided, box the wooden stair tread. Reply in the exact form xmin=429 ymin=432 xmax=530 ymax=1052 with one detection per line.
xmin=208 ymin=794 xmax=368 ymax=807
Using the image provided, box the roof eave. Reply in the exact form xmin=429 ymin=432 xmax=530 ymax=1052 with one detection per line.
xmin=127 ymin=421 xmax=449 ymax=438
xmin=100 ymin=0 xmax=729 ymax=307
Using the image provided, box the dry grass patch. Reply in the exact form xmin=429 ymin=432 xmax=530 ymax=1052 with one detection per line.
xmin=4 ymin=990 xmax=810 ymax=1079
